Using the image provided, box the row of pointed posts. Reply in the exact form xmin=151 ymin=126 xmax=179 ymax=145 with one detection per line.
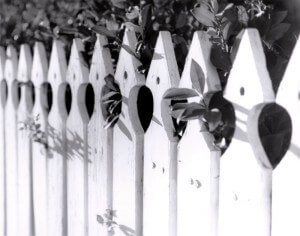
xmin=0 ymin=27 xmax=298 ymax=236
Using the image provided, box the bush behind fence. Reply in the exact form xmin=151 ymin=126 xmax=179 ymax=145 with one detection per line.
xmin=0 ymin=28 xmax=298 ymax=236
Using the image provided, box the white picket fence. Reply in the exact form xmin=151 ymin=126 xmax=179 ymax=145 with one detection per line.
xmin=0 ymin=28 xmax=299 ymax=236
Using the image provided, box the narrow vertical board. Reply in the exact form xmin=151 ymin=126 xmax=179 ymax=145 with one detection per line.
xmin=4 ymin=46 xmax=18 ymax=236
xmin=218 ymin=29 xmax=274 ymax=236
xmin=0 ymin=47 xmax=6 ymax=235
xmin=31 ymin=42 xmax=48 ymax=236
xmin=66 ymin=39 xmax=90 ymax=236
xmin=112 ymin=30 xmax=145 ymax=236
xmin=17 ymin=45 xmax=34 ymax=236
xmin=87 ymin=35 xmax=114 ymax=236
xmin=177 ymin=31 xmax=221 ymax=236
xmin=144 ymin=31 xmax=180 ymax=236
xmin=47 ymin=41 xmax=68 ymax=236
xmin=274 ymin=38 xmax=300 ymax=236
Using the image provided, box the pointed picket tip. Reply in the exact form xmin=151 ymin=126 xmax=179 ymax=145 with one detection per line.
xmin=146 ymin=31 xmax=180 ymax=141
xmin=48 ymin=40 xmax=67 ymax=83
xmin=32 ymin=42 xmax=48 ymax=84
xmin=147 ymin=31 xmax=180 ymax=90
xmin=115 ymin=29 xmax=145 ymax=95
xmin=66 ymin=38 xmax=89 ymax=83
xmin=224 ymin=29 xmax=275 ymax=110
xmin=89 ymin=35 xmax=114 ymax=85
xmin=0 ymin=47 xmax=6 ymax=79
xmin=5 ymin=46 xmax=18 ymax=83
xmin=146 ymin=31 xmax=180 ymax=104
xmin=18 ymin=44 xmax=33 ymax=82
xmin=180 ymin=31 xmax=221 ymax=93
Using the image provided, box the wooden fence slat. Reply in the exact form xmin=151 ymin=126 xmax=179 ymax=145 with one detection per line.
xmin=17 ymin=44 xmax=34 ymax=236
xmin=31 ymin=42 xmax=48 ymax=236
xmin=274 ymin=37 xmax=300 ymax=236
xmin=66 ymin=39 xmax=90 ymax=236
xmin=144 ymin=31 xmax=180 ymax=236
xmin=0 ymin=47 xmax=6 ymax=236
xmin=47 ymin=40 xmax=68 ymax=236
xmin=218 ymin=29 xmax=274 ymax=236
xmin=112 ymin=29 xmax=145 ymax=236
xmin=177 ymin=31 xmax=221 ymax=236
xmin=87 ymin=35 xmax=114 ymax=236
xmin=5 ymin=46 xmax=18 ymax=236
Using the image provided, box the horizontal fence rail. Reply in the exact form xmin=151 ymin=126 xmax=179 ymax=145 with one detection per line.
xmin=0 ymin=28 xmax=298 ymax=236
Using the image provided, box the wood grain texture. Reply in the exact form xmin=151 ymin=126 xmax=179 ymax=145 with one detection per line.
xmin=31 ymin=42 xmax=48 ymax=236
xmin=177 ymin=31 xmax=221 ymax=236
xmin=4 ymin=46 xmax=18 ymax=236
xmin=47 ymin=40 xmax=68 ymax=236
xmin=219 ymin=29 xmax=274 ymax=236
xmin=144 ymin=31 xmax=180 ymax=236
xmin=66 ymin=39 xmax=90 ymax=236
xmin=274 ymin=36 xmax=300 ymax=236
xmin=87 ymin=35 xmax=114 ymax=236
xmin=111 ymin=30 xmax=145 ymax=236
xmin=17 ymin=44 xmax=33 ymax=236
xmin=0 ymin=47 xmax=6 ymax=236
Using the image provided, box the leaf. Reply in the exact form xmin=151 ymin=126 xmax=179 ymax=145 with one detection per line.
xmin=210 ymin=45 xmax=232 ymax=71
xmin=97 ymin=215 xmax=104 ymax=225
xmin=101 ymin=91 xmax=120 ymax=101
xmin=92 ymin=25 xmax=116 ymax=38
xmin=104 ymin=74 xmax=119 ymax=91
xmin=124 ymin=22 xmax=142 ymax=33
xmin=190 ymin=59 xmax=206 ymax=94
xmin=163 ymin=88 xmax=199 ymax=100
xmin=271 ymin=11 xmax=288 ymax=26
xmin=176 ymin=13 xmax=187 ymax=29
xmin=191 ymin=6 xmax=216 ymax=27
xmin=140 ymin=4 xmax=152 ymax=34
xmin=111 ymin=0 xmax=129 ymax=9
xmin=178 ymin=103 xmax=206 ymax=121
xmin=126 ymin=6 xmax=139 ymax=20
xmin=265 ymin=23 xmax=291 ymax=41
xmin=237 ymin=5 xmax=249 ymax=26
xmin=104 ymin=115 xmax=119 ymax=129
xmin=210 ymin=0 xmax=219 ymax=13
xmin=202 ymin=108 xmax=222 ymax=131
xmin=121 ymin=44 xmax=139 ymax=59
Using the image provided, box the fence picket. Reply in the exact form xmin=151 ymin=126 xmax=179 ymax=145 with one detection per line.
xmin=112 ymin=29 xmax=145 ymax=236
xmin=47 ymin=40 xmax=68 ymax=236
xmin=218 ymin=29 xmax=274 ymax=236
xmin=177 ymin=31 xmax=221 ymax=236
xmin=144 ymin=31 xmax=180 ymax=236
xmin=274 ymin=37 xmax=300 ymax=236
xmin=0 ymin=47 xmax=6 ymax=236
xmin=4 ymin=46 xmax=18 ymax=236
xmin=87 ymin=35 xmax=114 ymax=236
xmin=17 ymin=45 xmax=33 ymax=236
xmin=66 ymin=39 xmax=90 ymax=236
xmin=31 ymin=42 xmax=48 ymax=236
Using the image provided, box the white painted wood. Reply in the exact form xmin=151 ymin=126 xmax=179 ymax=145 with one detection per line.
xmin=4 ymin=46 xmax=18 ymax=236
xmin=47 ymin=40 xmax=68 ymax=236
xmin=177 ymin=31 xmax=221 ymax=236
xmin=144 ymin=31 xmax=180 ymax=236
xmin=112 ymin=30 xmax=145 ymax=236
xmin=87 ymin=35 xmax=114 ymax=236
xmin=218 ymin=29 xmax=274 ymax=236
xmin=0 ymin=47 xmax=6 ymax=236
xmin=31 ymin=42 xmax=48 ymax=236
xmin=274 ymin=37 xmax=300 ymax=236
xmin=66 ymin=39 xmax=90 ymax=236
xmin=17 ymin=44 xmax=34 ymax=236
